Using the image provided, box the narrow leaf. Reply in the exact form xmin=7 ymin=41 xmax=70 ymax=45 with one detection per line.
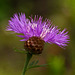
xmin=27 ymin=64 xmax=48 ymax=70
xmin=34 ymin=60 xmax=39 ymax=65
xmin=29 ymin=60 xmax=36 ymax=66
xmin=14 ymin=48 xmax=27 ymax=54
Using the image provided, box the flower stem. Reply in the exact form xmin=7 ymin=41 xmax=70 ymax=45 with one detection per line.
xmin=22 ymin=53 xmax=32 ymax=75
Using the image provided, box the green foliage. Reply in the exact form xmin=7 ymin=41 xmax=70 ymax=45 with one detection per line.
xmin=29 ymin=60 xmax=39 ymax=67
xmin=27 ymin=60 xmax=48 ymax=70
xmin=27 ymin=64 xmax=48 ymax=70
xmin=14 ymin=48 xmax=27 ymax=54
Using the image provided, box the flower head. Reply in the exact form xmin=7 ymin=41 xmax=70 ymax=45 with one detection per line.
xmin=7 ymin=13 xmax=69 ymax=54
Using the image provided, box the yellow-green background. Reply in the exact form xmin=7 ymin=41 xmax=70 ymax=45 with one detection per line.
xmin=0 ymin=0 xmax=74 ymax=75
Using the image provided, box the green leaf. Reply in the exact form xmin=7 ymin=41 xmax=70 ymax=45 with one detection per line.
xmin=29 ymin=60 xmax=36 ymax=66
xmin=27 ymin=64 xmax=48 ymax=70
xmin=28 ymin=60 xmax=39 ymax=67
xmin=14 ymin=48 xmax=27 ymax=54
xmin=34 ymin=60 xmax=39 ymax=65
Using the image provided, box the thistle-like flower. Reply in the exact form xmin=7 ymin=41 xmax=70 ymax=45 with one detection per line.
xmin=7 ymin=13 xmax=69 ymax=54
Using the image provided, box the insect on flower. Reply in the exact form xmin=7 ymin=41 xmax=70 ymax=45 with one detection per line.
xmin=7 ymin=13 xmax=69 ymax=54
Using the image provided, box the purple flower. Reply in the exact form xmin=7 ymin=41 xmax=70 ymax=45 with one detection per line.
xmin=7 ymin=13 xmax=69 ymax=48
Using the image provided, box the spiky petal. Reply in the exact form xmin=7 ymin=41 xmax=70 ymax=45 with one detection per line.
xmin=7 ymin=13 xmax=69 ymax=48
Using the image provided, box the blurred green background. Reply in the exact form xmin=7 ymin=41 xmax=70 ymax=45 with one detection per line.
xmin=0 ymin=0 xmax=74 ymax=75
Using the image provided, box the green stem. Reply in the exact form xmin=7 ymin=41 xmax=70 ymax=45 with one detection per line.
xmin=22 ymin=53 xmax=32 ymax=75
